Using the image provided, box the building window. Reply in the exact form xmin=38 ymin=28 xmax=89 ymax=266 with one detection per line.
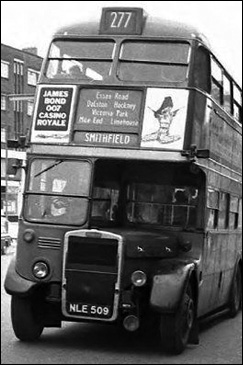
xmin=1 ymin=159 xmax=6 ymax=178
xmin=13 ymin=60 xmax=24 ymax=94
xmin=14 ymin=59 xmax=24 ymax=75
xmin=13 ymin=60 xmax=24 ymax=138
xmin=27 ymin=101 xmax=34 ymax=116
xmin=1 ymin=128 xmax=6 ymax=142
xmin=1 ymin=60 xmax=9 ymax=78
xmin=1 ymin=95 xmax=7 ymax=110
xmin=27 ymin=69 xmax=39 ymax=86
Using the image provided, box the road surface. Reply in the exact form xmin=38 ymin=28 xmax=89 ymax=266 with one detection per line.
xmin=1 ymin=252 xmax=242 ymax=364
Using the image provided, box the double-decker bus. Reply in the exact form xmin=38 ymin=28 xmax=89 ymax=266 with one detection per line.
xmin=5 ymin=8 xmax=242 ymax=354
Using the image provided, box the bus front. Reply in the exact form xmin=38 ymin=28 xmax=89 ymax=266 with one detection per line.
xmin=5 ymin=8 xmax=208 ymax=354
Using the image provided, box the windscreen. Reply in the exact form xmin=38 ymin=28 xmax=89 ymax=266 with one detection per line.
xmin=46 ymin=40 xmax=115 ymax=81
xmin=24 ymin=159 xmax=92 ymax=226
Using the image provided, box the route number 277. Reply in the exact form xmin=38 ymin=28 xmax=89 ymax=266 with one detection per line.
xmin=110 ymin=12 xmax=132 ymax=28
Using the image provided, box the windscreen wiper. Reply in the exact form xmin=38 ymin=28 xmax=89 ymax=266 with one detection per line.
xmin=34 ymin=160 xmax=64 ymax=178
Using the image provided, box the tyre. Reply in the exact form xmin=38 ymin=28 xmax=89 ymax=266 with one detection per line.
xmin=228 ymin=266 xmax=242 ymax=318
xmin=11 ymin=295 xmax=44 ymax=341
xmin=160 ymin=284 xmax=195 ymax=354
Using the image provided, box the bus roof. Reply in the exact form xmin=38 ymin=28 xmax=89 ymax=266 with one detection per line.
xmin=54 ymin=12 xmax=210 ymax=47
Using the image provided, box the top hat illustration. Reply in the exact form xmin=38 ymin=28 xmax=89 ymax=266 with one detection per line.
xmin=149 ymin=96 xmax=177 ymax=119
xmin=154 ymin=97 xmax=173 ymax=117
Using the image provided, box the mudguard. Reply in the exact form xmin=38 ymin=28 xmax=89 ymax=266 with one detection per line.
xmin=150 ymin=260 xmax=195 ymax=313
xmin=4 ymin=256 xmax=37 ymax=297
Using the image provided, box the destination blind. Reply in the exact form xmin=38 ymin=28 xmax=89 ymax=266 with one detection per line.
xmin=74 ymin=89 xmax=143 ymax=148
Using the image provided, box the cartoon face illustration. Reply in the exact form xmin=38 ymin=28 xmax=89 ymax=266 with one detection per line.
xmin=142 ymin=96 xmax=181 ymax=144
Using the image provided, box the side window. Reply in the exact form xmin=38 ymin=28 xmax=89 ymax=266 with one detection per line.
xmin=207 ymin=189 xmax=219 ymax=229
xmin=229 ymin=196 xmax=239 ymax=229
xmin=223 ymin=75 xmax=233 ymax=115
xmin=211 ymin=58 xmax=223 ymax=105
xmin=233 ymin=84 xmax=242 ymax=123
xmin=238 ymin=199 xmax=242 ymax=229
xmin=193 ymin=46 xmax=211 ymax=93
xmin=218 ymin=192 xmax=230 ymax=229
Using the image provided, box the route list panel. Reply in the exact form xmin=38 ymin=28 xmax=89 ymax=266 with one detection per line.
xmin=74 ymin=89 xmax=143 ymax=147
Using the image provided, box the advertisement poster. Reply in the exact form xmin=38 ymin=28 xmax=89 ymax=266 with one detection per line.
xmin=31 ymin=85 xmax=76 ymax=143
xmin=141 ymin=88 xmax=189 ymax=150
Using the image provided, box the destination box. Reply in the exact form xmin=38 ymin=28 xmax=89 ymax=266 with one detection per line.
xmin=75 ymin=89 xmax=143 ymax=133
xmin=74 ymin=131 xmax=139 ymax=148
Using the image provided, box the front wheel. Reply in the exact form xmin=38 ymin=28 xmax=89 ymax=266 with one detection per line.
xmin=11 ymin=295 xmax=44 ymax=341
xmin=228 ymin=266 xmax=242 ymax=317
xmin=159 ymin=284 xmax=195 ymax=354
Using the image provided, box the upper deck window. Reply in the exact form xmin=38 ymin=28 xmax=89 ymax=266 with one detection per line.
xmin=211 ymin=58 xmax=223 ymax=105
xmin=233 ymin=84 xmax=242 ymax=122
xmin=193 ymin=46 xmax=211 ymax=93
xmin=118 ymin=41 xmax=190 ymax=83
xmin=46 ymin=40 xmax=115 ymax=81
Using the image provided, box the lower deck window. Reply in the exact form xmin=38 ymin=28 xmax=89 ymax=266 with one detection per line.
xmin=126 ymin=183 xmax=198 ymax=227
xmin=91 ymin=160 xmax=202 ymax=229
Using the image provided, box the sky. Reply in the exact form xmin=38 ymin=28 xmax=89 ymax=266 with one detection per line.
xmin=1 ymin=1 xmax=242 ymax=85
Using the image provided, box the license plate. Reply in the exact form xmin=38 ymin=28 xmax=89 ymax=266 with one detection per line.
xmin=67 ymin=302 xmax=111 ymax=318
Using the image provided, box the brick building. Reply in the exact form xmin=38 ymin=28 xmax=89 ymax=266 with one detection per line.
xmin=1 ymin=44 xmax=43 ymax=226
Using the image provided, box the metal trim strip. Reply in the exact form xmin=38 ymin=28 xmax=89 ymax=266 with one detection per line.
xmin=62 ymin=229 xmax=123 ymax=322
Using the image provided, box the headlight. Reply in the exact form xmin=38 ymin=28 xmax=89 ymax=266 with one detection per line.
xmin=33 ymin=262 xmax=49 ymax=279
xmin=131 ymin=270 xmax=147 ymax=287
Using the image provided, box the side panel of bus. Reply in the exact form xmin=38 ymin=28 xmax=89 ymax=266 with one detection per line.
xmin=191 ymin=89 xmax=242 ymax=317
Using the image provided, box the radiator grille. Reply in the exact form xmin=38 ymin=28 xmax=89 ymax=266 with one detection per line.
xmin=38 ymin=236 xmax=61 ymax=249
xmin=67 ymin=236 xmax=118 ymax=269
xmin=63 ymin=233 xmax=120 ymax=320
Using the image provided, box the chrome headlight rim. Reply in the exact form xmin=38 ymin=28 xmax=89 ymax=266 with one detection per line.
xmin=131 ymin=270 xmax=147 ymax=287
xmin=32 ymin=260 xmax=50 ymax=279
